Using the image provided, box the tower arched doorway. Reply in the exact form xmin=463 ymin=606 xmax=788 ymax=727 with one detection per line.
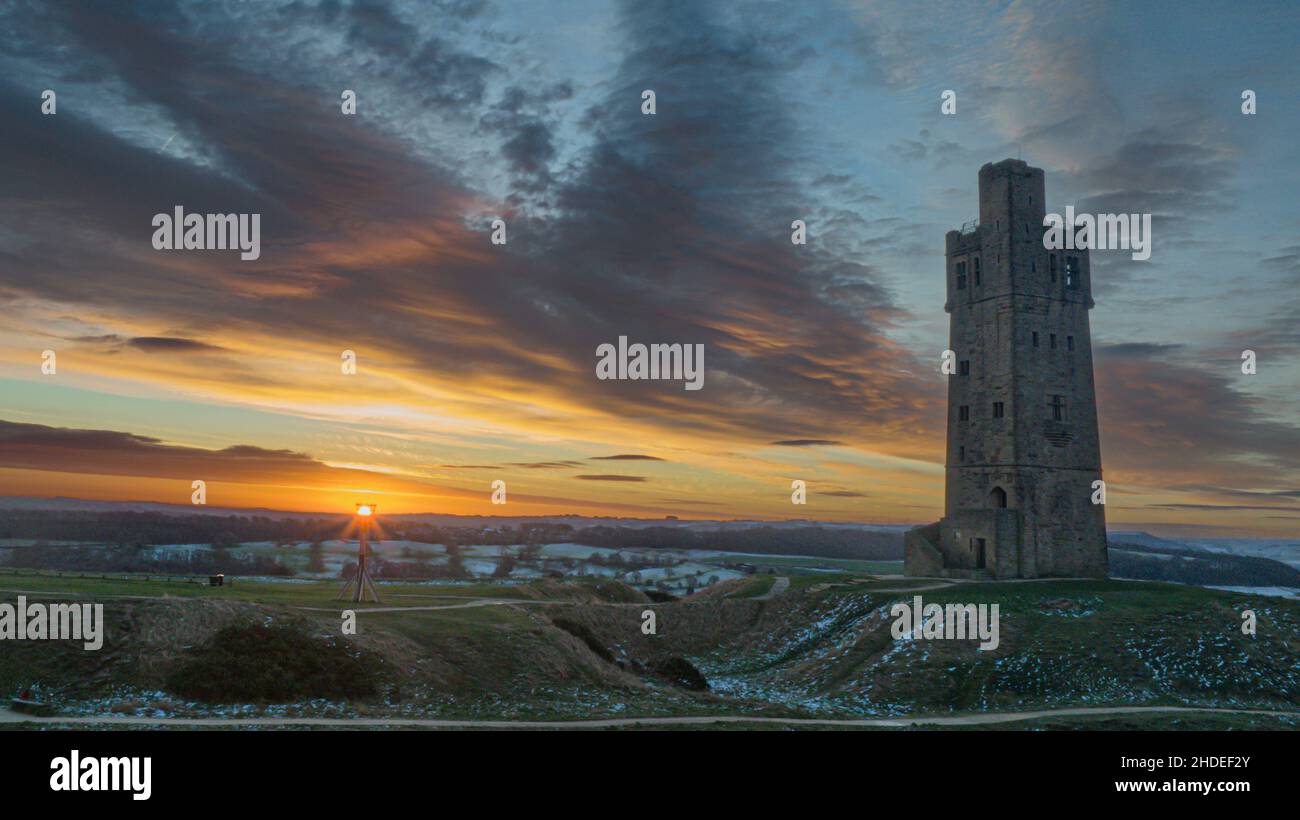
xmin=990 ymin=486 xmax=1008 ymax=509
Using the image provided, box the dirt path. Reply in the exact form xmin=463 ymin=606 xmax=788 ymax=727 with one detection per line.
xmin=2 ymin=705 xmax=1293 ymax=729
xmin=293 ymin=598 xmax=564 ymax=613
xmin=755 ymin=576 xmax=790 ymax=600
xmin=865 ymin=581 xmax=957 ymax=593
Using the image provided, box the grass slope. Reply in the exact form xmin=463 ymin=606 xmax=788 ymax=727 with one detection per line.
xmin=2 ymin=573 xmax=1296 ymax=724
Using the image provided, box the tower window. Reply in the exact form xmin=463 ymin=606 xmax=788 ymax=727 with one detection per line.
xmin=1050 ymin=333 xmax=1057 ymax=349
xmin=992 ymin=401 xmax=1004 ymax=418
xmin=956 ymin=260 xmax=966 ymax=290
xmin=959 ymin=445 xmax=966 ymax=462
xmin=1065 ymin=256 xmax=1079 ymax=289
xmin=1050 ymin=254 xmax=1057 ymax=282
xmin=959 ymin=405 xmax=970 ymax=421
xmin=1030 ymin=259 xmax=1035 ymax=273
xmin=959 ymin=359 xmax=970 ymax=376
xmin=1067 ymin=335 xmax=1074 ymax=351
xmin=1049 ymin=394 xmax=1066 ymax=422
xmin=973 ymin=257 xmax=981 ymax=286
xmin=1032 ymin=331 xmax=1039 ymax=347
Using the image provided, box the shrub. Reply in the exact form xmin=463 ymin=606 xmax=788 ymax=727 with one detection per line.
xmin=166 ymin=622 xmax=377 ymax=703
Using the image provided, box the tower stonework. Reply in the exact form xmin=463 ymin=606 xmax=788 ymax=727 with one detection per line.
xmin=905 ymin=159 xmax=1108 ymax=579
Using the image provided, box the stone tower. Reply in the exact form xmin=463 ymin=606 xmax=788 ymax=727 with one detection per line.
xmin=905 ymin=159 xmax=1108 ymax=579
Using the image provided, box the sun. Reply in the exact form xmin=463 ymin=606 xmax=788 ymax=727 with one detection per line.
xmin=356 ymin=504 xmax=373 ymax=517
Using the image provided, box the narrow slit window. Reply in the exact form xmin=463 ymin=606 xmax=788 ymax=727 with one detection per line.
xmin=992 ymin=401 xmax=1004 ymax=419
xmin=959 ymin=405 xmax=970 ymax=421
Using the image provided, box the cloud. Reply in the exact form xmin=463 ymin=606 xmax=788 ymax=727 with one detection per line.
xmin=1095 ymin=343 xmax=1300 ymax=490
xmin=0 ymin=0 xmax=944 ymax=465
xmin=771 ymin=439 xmax=843 ymax=447
xmin=126 ymin=336 xmax=224 ymax=353
xmin=0 ymin=419 xmax=430 ymax=492
xmin=1 ymin=0 xmax=1296 ymax=532
xmin=574 ymin=474 xmax=647 ymax=482
xmin=589 ymin=454 xmax=664 ymax=461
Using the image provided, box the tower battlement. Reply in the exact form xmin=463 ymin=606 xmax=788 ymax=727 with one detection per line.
xmin=907 ymin=160 xmax=1108 ymax=580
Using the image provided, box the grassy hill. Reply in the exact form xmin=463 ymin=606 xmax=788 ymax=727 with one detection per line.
xmin=2 ymin=570 xmax=1296 ymax=726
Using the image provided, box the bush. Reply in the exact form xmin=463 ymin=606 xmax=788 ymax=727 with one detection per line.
xmin=165 ymin=623 xmax=377 ymax=702
xmin=654 ymin=657 xmax=709 ymax=691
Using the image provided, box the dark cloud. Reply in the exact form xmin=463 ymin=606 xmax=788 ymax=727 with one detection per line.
xmin=345 ymin=1 xmax=419 ymax=55
xmin=1095 ymin=343 xmax=1300 ymax=490
xmin=574 ymin=474 xmax=647 ymax=482
xmin=410 ymin=36 xmax=500 ymax=106
xmin=0 ymin=419 xmax=491 ymax=501
xmin=126 ymin=336 xmax=224 ymax=353
xmin=771 ymin=439 xmax=842 ymax=447
xmin=1067 ymin=132 xmax=1237 ymax=253
xmin=0 ymin=419 xmax=327 ymax=479
xmin=0 ymin=0 xmax=944 ymax=464
xmin=1173 ymin=485 xmax=1300 ymax=500
xmin=589 ymin=454 xmax=665 ymax=461
xmin=886 ymin=129 xmax=964 ymax=165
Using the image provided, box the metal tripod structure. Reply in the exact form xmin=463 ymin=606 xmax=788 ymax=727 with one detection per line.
xmin=338 ymin=502 xmax=381 ymax=603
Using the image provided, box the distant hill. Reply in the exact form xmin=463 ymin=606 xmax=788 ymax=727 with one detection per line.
xmin=1109 ymin=540 xmax=1300 ymax=588
xmin=0 ymin=504 xmax=906 ymax=562
xmin=0 ymin=495 xmax=910 ymax=530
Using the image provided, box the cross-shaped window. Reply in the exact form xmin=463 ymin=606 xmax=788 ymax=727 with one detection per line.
xmin=1049 ymin=394 xmax=1066 ymax=421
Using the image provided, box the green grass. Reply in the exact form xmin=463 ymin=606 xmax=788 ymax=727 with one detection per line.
xmin=5 ymin=568 xmax=1296 ymax=725
xmin=724 ymin=575 xmax=777 ymax=598
xmin=0 ymin=571 xmax=543 ymax=607
xmin=667 ymin=576 xmax=1300 ymax=721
